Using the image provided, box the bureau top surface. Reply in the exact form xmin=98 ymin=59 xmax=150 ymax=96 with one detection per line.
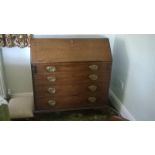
xmin=31 ymin=38 xmax=112 ymax=63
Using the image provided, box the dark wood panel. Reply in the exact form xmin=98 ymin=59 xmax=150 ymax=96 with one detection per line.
xmin=33 ymin=74 xmax=110 ymax=86
xmin=31 ymin=38 xmax=112 ymax=63
xmin=33 ymin=83 xmax=109 ymax=98
xmin=32 ymin=62 xmax=111 ymax=75
xmin=35 ymin=94 xmax=108 ymax=111
xmin=31 ymin=38 xmax=112 ymax=113
xmin=34 ymin=105 xmax=109 ymax=114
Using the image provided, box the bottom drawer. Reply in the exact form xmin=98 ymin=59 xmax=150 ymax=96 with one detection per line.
xmin=35 ymin=95 xmax=108 ymax=111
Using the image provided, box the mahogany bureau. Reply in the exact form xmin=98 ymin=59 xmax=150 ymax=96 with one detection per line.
xmin=30 ymin=38 xmax=112 ymax=113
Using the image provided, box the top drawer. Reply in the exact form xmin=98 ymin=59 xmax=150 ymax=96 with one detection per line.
xmin=31 ymin=38 xmax=112 ymax=63
xmin=31 ymin=62 xmax=111 ymax=75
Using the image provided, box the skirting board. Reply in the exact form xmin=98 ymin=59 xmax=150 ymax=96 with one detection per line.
xmin=109 ymin=89 xmax=136 ymax=121
xmin=11 ymin=92 xmax=33 ymax=98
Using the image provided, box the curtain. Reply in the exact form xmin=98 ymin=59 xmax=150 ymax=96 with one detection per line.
xmin=0 ymin=34 xmax=31 ymax=48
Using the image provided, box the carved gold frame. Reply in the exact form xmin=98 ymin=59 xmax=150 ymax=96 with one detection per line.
xmin=0 ymin=34 xmax=32 ymax=48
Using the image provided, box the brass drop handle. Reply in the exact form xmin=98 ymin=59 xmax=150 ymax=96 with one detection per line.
xmin=47 ymin=76 xmax=56 ymax=82
xmin=48 ymin=100 xmax=56 ymax=106
xmin=89 ymin=64 xmax=98 ymax=71
xmin=88 ymin=85 xmax=97 ymax=92
xmin=88 ymin=74 xmax=98 ymax=81
xmin=88 ymin=97 xmax=96 ymax=103
xmin=48 ymin=87 xmax=56 ymax=94
xmin=46 ymin=66 xmax=56 ymax=72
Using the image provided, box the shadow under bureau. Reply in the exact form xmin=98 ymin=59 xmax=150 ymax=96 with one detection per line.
xmin=31 ymin=38 xmax=112 ymax=113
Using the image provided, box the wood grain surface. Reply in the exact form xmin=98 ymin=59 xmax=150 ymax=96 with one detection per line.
xmin=31 ymin=38 xmax=112 ymax=113
xmin=31 ymin=38 xmax=112 ymax=63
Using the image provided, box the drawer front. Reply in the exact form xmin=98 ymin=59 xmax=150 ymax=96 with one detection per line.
xmin=35 ymin=94 xmax=108 ymax=111
xmin=32 ymin=62 xmax=111 ymax=75
xmin=32 ymin=61 xmax=111 ymax=111
xmin=32 ymin=62 xmax=111 ymax=85
xmin=34 ymin=83 xmax=109 ymax=98
xmin=33 ymin=72 xmax=109 ymax=85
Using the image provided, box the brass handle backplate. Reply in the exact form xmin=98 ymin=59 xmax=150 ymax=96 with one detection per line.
xmin=48 ymin=100 xmax=56 ymax=106
xmin=88 ymin=74 xmax=98 ymax=81
xmin=47 ymin=76 xmax=56 ymax=82
xmin=89 ymin=64 xmax=98 ymax=71
xmin=46 ymin=66 xmax=56 ymax=72
xmin=88 ymin=97 xmax=96 ymax=103
xmin=88 ymin=85 xmax=97 ymax=92
xmin=48 ymin=87 xmax=56 ymax=94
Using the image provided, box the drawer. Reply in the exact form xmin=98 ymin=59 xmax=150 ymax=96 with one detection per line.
xmin=35 ymin=94 xmax=108 ymax=111
xmin=31 ymin=62 xmax=111 ymax=75
xmin=33 ymin=72 xmax=110 ymax=86
xmin=33 ymin=83 xmax=109 ymax=98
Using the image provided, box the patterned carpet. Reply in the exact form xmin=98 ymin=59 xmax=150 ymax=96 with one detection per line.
xmin=33 ymin=106 xmax=127 ymax=121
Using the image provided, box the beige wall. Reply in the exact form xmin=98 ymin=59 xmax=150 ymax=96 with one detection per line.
xmin=2 ymin=47 xmax=33 ymax=94
xmin=110 ymin=34 xmax=155 ymax=120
